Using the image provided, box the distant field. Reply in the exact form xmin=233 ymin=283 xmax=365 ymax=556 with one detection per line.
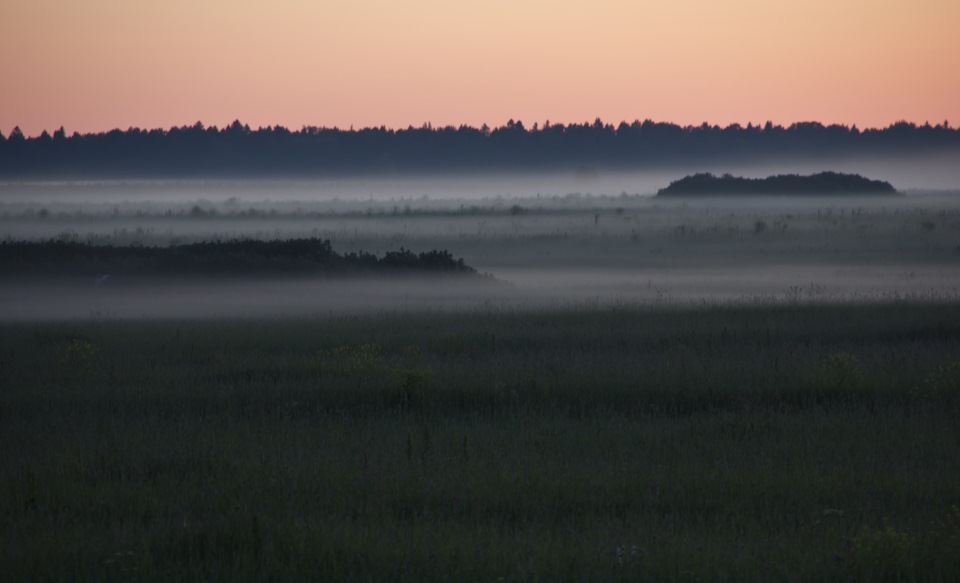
xmin=3 ymin=303 xmax=960 ymax=581
xmin=2 ymin=186 xmax=960 ymax=318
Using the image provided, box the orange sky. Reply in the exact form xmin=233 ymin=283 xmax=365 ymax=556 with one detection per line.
xmin=2 ymin=0 xmax=958 ymax=137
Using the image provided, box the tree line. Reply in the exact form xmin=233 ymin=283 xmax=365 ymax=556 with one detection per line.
xmin=0 ymin=238 xmax=480 ymax=277
xmin=1 ymin=119 xmax=958 ymax=178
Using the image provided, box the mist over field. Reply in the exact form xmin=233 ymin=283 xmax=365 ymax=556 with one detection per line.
xmin=6 ymin=0 xmax=960 ymax=576
xmin=3 ymin=153 xmax=960 ymax=202
xmin=3 ymin=142 xmax=959 ymax=581
xmin=2 ymin=163 xmax=959 ymax=319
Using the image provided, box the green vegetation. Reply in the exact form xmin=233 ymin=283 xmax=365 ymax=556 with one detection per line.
xmin=3 ymin=303 xmax=960 ymax=581
xmin=0 ymin=238 xmax=480 ymax=277
xmin=657 ymin=172 xmax=898 ymax=196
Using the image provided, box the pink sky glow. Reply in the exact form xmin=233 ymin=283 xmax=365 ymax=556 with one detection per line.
xmin=2 ymin=0 xmax=958 ymax=136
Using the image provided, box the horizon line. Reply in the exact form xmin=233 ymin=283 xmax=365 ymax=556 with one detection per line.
xmin=5 ymin=117 xmax=956 ymax=140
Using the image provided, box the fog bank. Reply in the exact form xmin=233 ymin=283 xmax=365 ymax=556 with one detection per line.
xmin=2 ymin=263 xmax=959 ymax=321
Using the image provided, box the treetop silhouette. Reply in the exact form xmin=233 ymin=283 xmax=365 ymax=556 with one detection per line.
xmin=1 ymin=119 xmax=957 ymax=178
xmin=656 ymin=172 xmax=898 ymax=196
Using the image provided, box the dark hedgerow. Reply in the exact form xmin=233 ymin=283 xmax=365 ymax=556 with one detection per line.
xmin=0 ymin=238 xmax=481 ymax=277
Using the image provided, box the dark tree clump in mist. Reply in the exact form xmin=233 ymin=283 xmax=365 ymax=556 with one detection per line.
xmin=0 ymin=238 xmax=479 ymax=278
xmin=656 ymin=171 xmax=898 ymax=196
xmin=0 ymin=119 xmax=958 ymax=179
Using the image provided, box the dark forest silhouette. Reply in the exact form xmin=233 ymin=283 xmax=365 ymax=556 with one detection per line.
xmin=0 ymin=238 xmax=481 ymax=278
xmin=656 ymin=172 xmax=898 ymax=196
xmin=1 ymin=119 xmax=958 ymax=179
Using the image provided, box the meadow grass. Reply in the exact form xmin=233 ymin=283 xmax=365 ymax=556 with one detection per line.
xmin=2 ymin=302 xmax=960 ymax=581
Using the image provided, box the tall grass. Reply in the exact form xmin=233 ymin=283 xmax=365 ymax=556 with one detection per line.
xmin=2 ymin=303 xmax=960 ymax=580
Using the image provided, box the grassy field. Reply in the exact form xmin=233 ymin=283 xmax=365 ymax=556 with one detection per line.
xmin=3 ymin=302 xmax=960 ymax=581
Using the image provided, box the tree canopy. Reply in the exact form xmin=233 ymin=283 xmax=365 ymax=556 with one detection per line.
xmin=656 ymin=172 xmax=898 ymax=196
xmin=1 ymin=120 xmax=957 ymax=179
xmin=0 ymin=238 xmax=480 ymax=278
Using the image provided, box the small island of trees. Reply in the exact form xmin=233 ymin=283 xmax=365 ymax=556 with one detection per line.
xmin=656 ymin=172 xmax=898 ymax=196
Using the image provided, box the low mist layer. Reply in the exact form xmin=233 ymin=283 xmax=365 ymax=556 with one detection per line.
xmin=1 ymin=177 xmax=958 ymax=319
xmin=2 ymin=263 xmax=958 ymax=321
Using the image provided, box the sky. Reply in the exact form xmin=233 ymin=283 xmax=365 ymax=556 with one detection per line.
xmin=2 ymin=0 xmax=958 ymax=137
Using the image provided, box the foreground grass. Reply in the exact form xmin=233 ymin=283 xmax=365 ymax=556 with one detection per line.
xmin=2 ymin=303 xmax=960 ymax=581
